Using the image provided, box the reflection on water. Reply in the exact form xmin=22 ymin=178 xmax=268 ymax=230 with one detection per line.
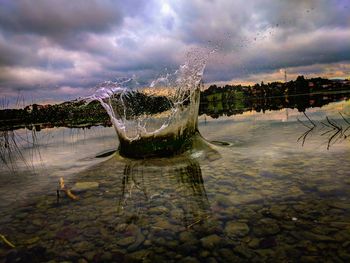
xmin=0 ymin=96 xmax=350 ymax=262
xmin=118 ymin=156 xmax=210 ymax=228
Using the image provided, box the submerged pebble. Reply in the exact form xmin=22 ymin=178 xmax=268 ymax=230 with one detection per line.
xmin=224 ymin=222 xmax=250 ymax=237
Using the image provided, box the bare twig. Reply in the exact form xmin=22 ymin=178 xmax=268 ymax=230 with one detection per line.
xmin=0 ymin=234 xmax=15 ymax=248
xmin=298 ymin=112 xmax=350 ymax=149
xmin=339 ymin=112 xmax=350 ymax=125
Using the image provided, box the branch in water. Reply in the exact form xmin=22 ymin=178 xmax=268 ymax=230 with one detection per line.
xmin=57 ymin=178 xmax=79 ymax=201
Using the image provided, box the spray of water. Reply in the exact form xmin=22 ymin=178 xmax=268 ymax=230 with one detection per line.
xmin=87 ymin=48 xmax=212 ymax=157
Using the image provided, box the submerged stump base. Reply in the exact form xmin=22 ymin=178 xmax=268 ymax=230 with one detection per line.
xmin=118 ymin=129 xmax=198 ymax=158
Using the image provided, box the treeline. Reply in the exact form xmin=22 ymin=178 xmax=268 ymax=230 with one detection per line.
xmin=0 ymin=100 xmax=110 ymax=131
xmin=0 ymin=92 xmax=174 ymax=131
xmin=1 ymin=76 xmax=349 ymax=130
xmin=200 ymin=76 xmax=350 ymax=118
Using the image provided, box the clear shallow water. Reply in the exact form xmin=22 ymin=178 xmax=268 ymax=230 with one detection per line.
xmin=1 ymin=98 xmax=350 ymax=262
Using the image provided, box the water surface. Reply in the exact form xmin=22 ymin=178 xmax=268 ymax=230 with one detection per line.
xmin=1 ymin=95 xmax=350 ymax=262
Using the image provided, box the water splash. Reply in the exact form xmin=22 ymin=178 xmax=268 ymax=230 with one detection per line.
xmin=87 ymin=49 xmax=210 ymax=157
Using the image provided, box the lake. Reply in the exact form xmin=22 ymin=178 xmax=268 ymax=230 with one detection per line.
xmin=1 ymin=93 xmax=350 ymax=262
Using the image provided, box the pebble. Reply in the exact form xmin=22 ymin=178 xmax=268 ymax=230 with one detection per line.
xmin=116 ymin=236 xmax=135 ymax=247
xmin=234 ymin=245 xmax=255 ymax=259
xmin=72 ymin=182 xmax=99 ymax=191
xmin=179 ymin=232 xmax=197 ymax=244
xmin=253 ymin=218 xmax=280 ymax=237
xmin=224 ymin=222 xmax=250 ymax=237
xmin=181 ymin=256 xmax=200 ymax=263
xmin=200 ymin=234 xmax=221 ymax=249
xmin=302 ymin=231 xmax=335 ymax=242
xmin=72 ymin=241 xmax=91 ymax=253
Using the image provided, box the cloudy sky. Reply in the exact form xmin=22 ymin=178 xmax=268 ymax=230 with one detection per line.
xmin=0 ymin=0 xmax=349 ymax=105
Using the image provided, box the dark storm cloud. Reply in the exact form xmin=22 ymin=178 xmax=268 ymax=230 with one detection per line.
xmin=0 ymin=0 xmax=349 ymax=103
xmin=173 ymin=0 xmax=350 ymax=82
xmin=0 ymin=0 xmax=123 ymax=36
xmin=0 ymin=33 xmax=74 ymax=69
xmin=203 ymin=27 xmax=350 ymax=82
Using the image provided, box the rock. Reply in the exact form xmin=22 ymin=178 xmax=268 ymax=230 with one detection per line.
xmin=229 ymin=194 xmax=263 ymax=205
xmin=84 ymin=251 xmax=96 ymax=262
xmin=205 ymin=257 xmax=218 ymax=263
xmin=56 ymin=227 xmax=78 ymax=240
xmin=338 ymin=249 xmax=350 ymax=260
xmin=260 ymin=171 xmax=279 ymax=178
xmin=32 ymin=219 xmax=43 ymax=227
xmin=83 ymin=227 xmax=100 ymax=238
xmin=6 ymin=246 xmax=48 ymax=263
xmin=149 ymin=206 xmax=168 ymax=215
xmin=178 ymin=243 xmax=198 ymax=255
xmin=181 ymin=256 xmax=199 ymax=263
xmin=24 ymin=236 xmax=40 ymax=245
xmin=200 ymin=234 xmax=221 ymax=249
xmin=100 ymin=251 xmax=113 ymax=261
xmin=125 ymin=249 xmax=150 ymax=261
xmin=218 ymin=248 xmax=241 ymax=262
xmin=72 ymin=182 xmax=99 ymax=191
xmin=116 ymin=236 xmax=135 ymax=247
xmin=287 ymin=186 xmax=304 ymax=197
xmin=259 ymin=237 xmax=277 ymax=249
xmin=111 ymin=250 xmax=125 ymax=262
xmin=73 ymin=241 xmax=91 ymax=253
xmin=170 ymin=209 xmax=183 ymax=221
xmin=328 ymin=202 xmax=350 ymax=210
xmin=127 ymin=231 xmax=145 ymax=251
xmin=342 ymin=241 xmax=350 ymax=248
xmin=154 ymin=218 xmax=176 ymax=230
xmin=179 ymin=232 xmax=197 ymax=245
xmin=302 ymin=231 xmax=335 ymax=242
xmin=225 ymin=222 xmax=250 ymax=238
xmin=164 ymin=240 xmax=178 ymax=249
xmin=144 ymin=240 xmax=152 ymax=246
xmin=248 ymin=238 xmax=260 ymax=249
xmin=300 ymin=256 xmax=319 ymax=263
xmin=215 ymin=195 xmax=233 ymax=207
xmin=310 ymin=226 xmax=337 ymax=235
xmin=234 ymin=245 xmax=255 ymax=259
xmin=115 ymin=223 xmax=128 ymax=232
xmin=125 ymin=224 xmax=139 ymax=235
xmin=199 ymin=250 xmax=210 ymax=258
xmin=317 ymin=185 xmax=343 ymax=195
xmin=255 ymin=249 xmax=275 ymax=259
xmin=239 ymin=208 xmax=258 ymax=220
xmin=253 ymin=218 xmax=280 ymax=237
xmin=269 ymin=205 xmax=287 ymax=219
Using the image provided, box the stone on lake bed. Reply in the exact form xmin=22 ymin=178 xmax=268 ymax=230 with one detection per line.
xmin=154 ymin=219 xmax=177 ymax=230
xmin=24 ymin=236 xmax=40 ymax=245
xmin=253 ymin=218 xmax=280 ymax=237
xmin=125 ymin=249 xmax=150 ymax=261
xmin=224 ymin=222 xmax=250 ymax=237
xmin=117 ymin=236 xmax=136 ymax=247
xmin=228 ymin=193 xmax=263 ymax=205
xmin=302 ymin=231 xmax=335 ymax=242
xmin=179 ymin=232 xmax=197 ymax=244
xmin=72 ymin=182 xmax=99 ymax=191
xmin=56 ymin=227 xmax=79 ymax=240
xmin=200 ymin=234 xmax=221 ymax=249
xmin=327 ymin=202 xmax=350 ymax=210
xmin=317 ymin=185 xmax=343 ymax=195
xmin=148 ymin=206 xmax=168 ymax=215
